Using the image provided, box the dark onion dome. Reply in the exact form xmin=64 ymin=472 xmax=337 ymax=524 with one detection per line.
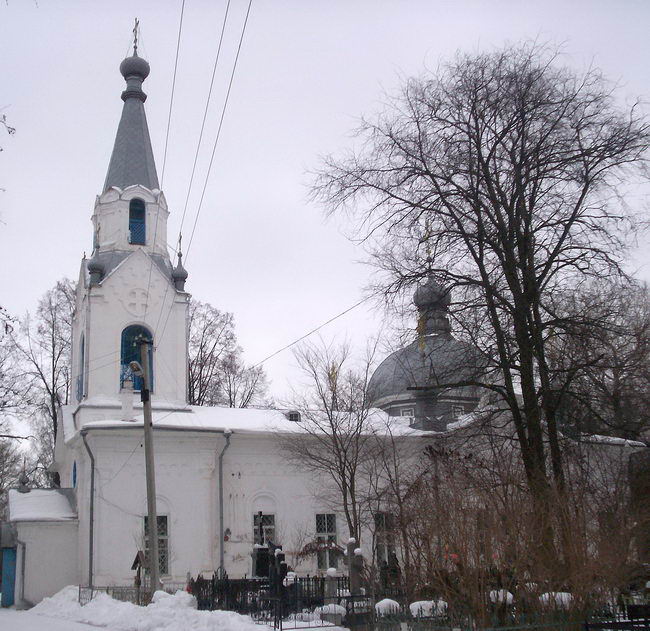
xmin=171 ymin=252 xmax=188 ymax=291
xmin=119 ymin=54 xmax=150 ymax=81
xmin=413 ymin=277 xmax=450 ymax=310
xmin=366 ymin=334 xmax=481 ymax=406
xmin=367 ymin=276 xmax=482 ymax=407
xmin=87 ymin=253 xmax=105 ymax=285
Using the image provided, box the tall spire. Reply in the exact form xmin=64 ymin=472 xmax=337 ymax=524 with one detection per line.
xmin=103 ymin=29 xmax=159 ymax=193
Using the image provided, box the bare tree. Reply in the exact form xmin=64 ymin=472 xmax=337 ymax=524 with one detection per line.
xmin=219 ymin=349 xmax=271 ymax=408
xmin=314 ymin=43 xmax=650 ymax=559
xmin=547 ymin=281 xmax=650 ymax=441
xmin=0 ymin=437 xmax=22 ymax=520
xmin=188 ymin=299 xmax=271 ymax=408
xmin=188 ymin=300 xmax=237 ymax=406
xmin=280 ymin=340 xmax=377 ymax=543
xmin=9 ymin=279 xmax=75 ymax=441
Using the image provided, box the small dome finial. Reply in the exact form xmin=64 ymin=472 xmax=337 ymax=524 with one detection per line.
xmin=413 ymin=276 xmax=451 ymax=336
xmin=172 ymin=235 xmax=188 ymax=291
xmin=118 ymin=19 xmax=150 ymax=102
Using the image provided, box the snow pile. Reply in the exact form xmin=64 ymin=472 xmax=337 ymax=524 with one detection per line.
xmin=409 ymin=600 xmax=447 ymax=617
xmin=314 ymin=604 xmax=346 ymax=616
xmin=539 ymin=592 xmax=573 ymax=608
xmin=32 ymin=585 xmax=264 ymax=631
xmin=375 ymin=598 xmax=400 ymax=615
xmin=489 ymin=590 xmax=514 ymax=605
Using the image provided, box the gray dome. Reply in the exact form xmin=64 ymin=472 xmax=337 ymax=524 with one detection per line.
xmin=367 ymin=333 xmax=480 ymax=405
xmin=120 ymin=55 xmax=150 ymax=80
xmin=413 ymin=277 xmax=450 ymax=310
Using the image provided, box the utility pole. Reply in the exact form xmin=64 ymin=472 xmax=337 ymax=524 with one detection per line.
xmin=133 ymin=337 xmax=159 ymax=593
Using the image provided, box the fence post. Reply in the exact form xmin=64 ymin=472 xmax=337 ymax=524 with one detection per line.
xmin=325 ymin=568 xmax=337 ymax=605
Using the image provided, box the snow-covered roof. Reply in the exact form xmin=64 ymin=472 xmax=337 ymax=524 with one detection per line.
xmin=63 ymin=404 xmax=434 ymax=439
xmin=581 ymin=434 xmax=646 ymax=448
xmin=8 ymin=488 xmax=77 ymax=522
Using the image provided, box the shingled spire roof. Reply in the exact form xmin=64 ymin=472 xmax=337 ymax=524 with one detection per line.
xmin=103 ymin=53 xmax=159 ymax=192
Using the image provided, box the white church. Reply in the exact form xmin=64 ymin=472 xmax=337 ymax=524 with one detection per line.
xmin=3 ymin=50 xmax=433 ymax=607
xmin=5 ymin=48 xmax=644 ymax=610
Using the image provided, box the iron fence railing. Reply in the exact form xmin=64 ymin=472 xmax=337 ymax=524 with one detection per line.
xmin=78 ymin=581 xmax=188 ymax=607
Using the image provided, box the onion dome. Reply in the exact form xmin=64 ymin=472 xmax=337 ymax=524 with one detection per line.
xmin=367 ymin=276 xmax=479 ymax=409
xmin=172 ymin=251 xmax=188 ymax=291
xmin=413 ymin=277 xmax=450 ymax=311
xmin=119 ymin=54 xmax=150 ymax=82
xmin=87 ymin=253 xmax=105 ymax=285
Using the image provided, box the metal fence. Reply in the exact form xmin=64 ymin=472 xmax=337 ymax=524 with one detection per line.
xmin=78 ymin=581 xmax=188 ymax=607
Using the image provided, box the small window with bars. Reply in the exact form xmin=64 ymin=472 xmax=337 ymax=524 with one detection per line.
xmin=374 ymin=512 xmax=396 ymax=565
xmin=451 ymin=404 xmax=465 ymax=419
xmin=253 ymin=513 xmax=276 ymax=545
xmin=316 ymin=513 xmax=337 ymax=570
xmin=129 ymin=198 xmax=146 ymax=245
xmin=144 ymin=515 xmax=169 ymax=576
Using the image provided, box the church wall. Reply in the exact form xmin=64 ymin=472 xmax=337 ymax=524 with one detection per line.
xmin=88 ymin=430 xmax=218 ymax=585
xmin=70 ymin=428 xmax=369 ymax=586
xmin=78 ymin=250 xmax=188 ymax=411
xmin=16 ymin=520 xmax=78 ymax=606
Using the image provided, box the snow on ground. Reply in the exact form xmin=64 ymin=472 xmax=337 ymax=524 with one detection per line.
xmin=13 ymin=585 xmax=349 ymax=631
xmin=0 ymin=608 xmax=103 ymax=631
xmin=26 ymin=585 xmax=271 ymax=631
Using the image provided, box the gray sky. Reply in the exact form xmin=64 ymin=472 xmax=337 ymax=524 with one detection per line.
xmin=2 ymin=0 xmax=650 ymax=401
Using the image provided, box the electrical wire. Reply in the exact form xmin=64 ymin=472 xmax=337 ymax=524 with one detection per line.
xmin=251 ymin=293 xmax=378 ymax=368
xmin=143 ymin=0 xmax=186 ymax=322
xmin=183 ymin=0 xmax=253 ymax=265
xmin=156 ymin=0 xmax=254 ymax=347
xmin=151 ymin=0 xmax=234 ymax=340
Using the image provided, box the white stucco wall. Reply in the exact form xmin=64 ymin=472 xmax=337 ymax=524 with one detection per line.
xmin=70 ymin=426 xmax=363 ymax=588
xmin=15 ymin=520 xmax=78 ymax=606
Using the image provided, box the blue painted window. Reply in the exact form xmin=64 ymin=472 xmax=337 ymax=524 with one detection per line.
xmin=72 ymin=461 xmax=77 ymax=488
xmin=120 ymin=325 xmax=154 ymax=392
xmin=129 ymin=198 xmax=146 ymax=245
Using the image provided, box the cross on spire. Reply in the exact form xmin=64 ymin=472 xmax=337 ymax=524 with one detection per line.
xmin=133 ymin=17 xmax=140 ymax=56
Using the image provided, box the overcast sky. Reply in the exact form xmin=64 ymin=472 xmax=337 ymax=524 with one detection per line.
xmin=2 ymin=0 xmax=650 ymax=401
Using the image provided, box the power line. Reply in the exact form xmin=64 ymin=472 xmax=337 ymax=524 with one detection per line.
xmin=143 ymin=0 xmax=186 ymax=323
xmin=176 ymin=0 xmax=232 ymax=239
xmin=183 ymin=0 xmax=253 ymax=264
xmin=251 ymin=293 xmax=377 ymax=368
xmin=152 ymin=0 xmax=234 ymax=339
xmin=156 ymin=0 xmax=253 ymax=347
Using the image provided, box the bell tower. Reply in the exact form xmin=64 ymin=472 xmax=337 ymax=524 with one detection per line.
xmin=70 ymin=48 xmax=190 ymax=425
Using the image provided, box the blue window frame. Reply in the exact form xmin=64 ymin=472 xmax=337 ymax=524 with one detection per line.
xmin=120 ymin=325 xmax=153 ymax=392
xmin=129 ymin=198 xmax=146 ymax=245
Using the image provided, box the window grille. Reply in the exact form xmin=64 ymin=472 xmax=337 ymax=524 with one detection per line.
xmin=144 ymin=515 xmax=169 ymax=576
xmin=253 ymin=513 xmax=275 ymax=545
xmin=451 ymin=404 xmax=465 ymax=419
xmin=316 ymin=513 xmax=337 ymax=570
xmin=374 ymin=512 xmax=396 ymax=565
xmin=129 ymin=199 xmax=146 ymax=245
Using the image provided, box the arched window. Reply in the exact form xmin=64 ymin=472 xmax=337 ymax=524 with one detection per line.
xmin=128 ymin=198 xmax=146 ymax=245
xmin=120 ymin=325 xmax=153 ymax=392
xmin=76 ymin=334 xmax=85 ymax=401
